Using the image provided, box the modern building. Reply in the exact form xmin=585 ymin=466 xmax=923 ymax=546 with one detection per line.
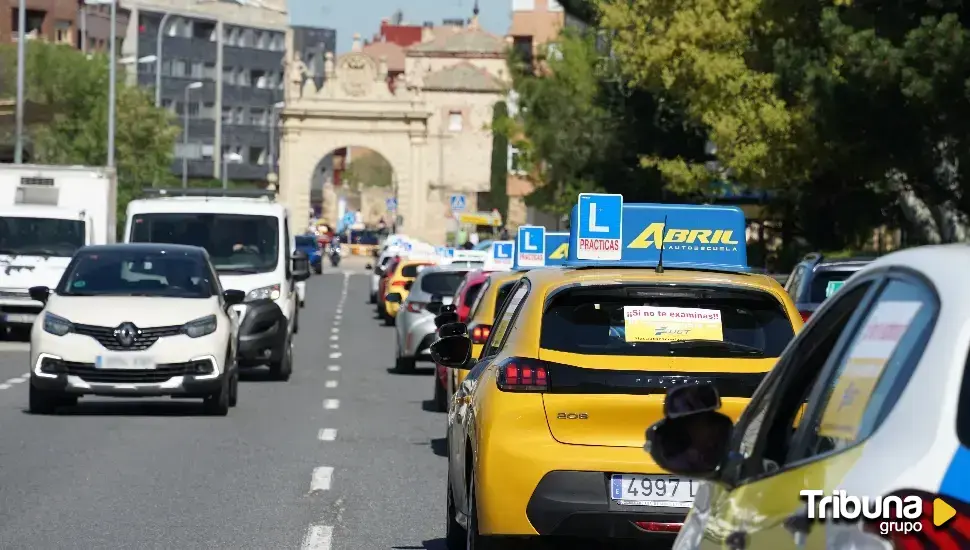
xmin=77 ymin=1 xmax=130 ymax=53
xmin=117 ymin=0 xmax=334 ymax=184
xmin=0 ymin=0 xmax=78 ymax=45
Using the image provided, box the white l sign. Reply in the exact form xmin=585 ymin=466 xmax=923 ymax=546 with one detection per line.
xmin=588 ymin=202 xmax=609 ymax=233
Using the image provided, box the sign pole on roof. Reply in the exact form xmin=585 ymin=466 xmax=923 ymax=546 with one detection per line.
xmin=576 ymin=193 xmax=623 ymax=261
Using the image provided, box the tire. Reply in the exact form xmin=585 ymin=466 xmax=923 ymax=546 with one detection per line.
xmin=28 ymin=383 xmax=60 ymax=414
xmin=434 ymin=373 xmax=448 ymax=412
xmin=396 ymin=355 xmax=415 ymax=372
xmin=383 ymin=313 xmax=395 ymax=326
xmin=269 ymin=338 xmax=293 ymax=381
xmin=369 ymin=292 xmax=377 ymax=304
xmin=313 ymin=265 xmax=323 ymax=275
xmin=228 ymin=370 xmax=239 ymax=407
xmin=203 ymin=375 xmax=230 ymax=416
xmin=446 ymin=478 xmax=467 ymax=549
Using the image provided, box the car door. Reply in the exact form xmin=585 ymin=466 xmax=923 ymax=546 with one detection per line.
xmin=450 ymin=280 xmax=531 ymax=516
xmin=682 ymin=268 xmax=938 ymax=550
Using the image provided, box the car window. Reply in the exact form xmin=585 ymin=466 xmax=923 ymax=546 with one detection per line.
xmin=494 ymin=281 xmax=517 ymax=316
xmin=420 ymin=271 xmax=467 ymax=296
xmin=468 ymin=279 xmax=491 ymax=320
xmin=401 ymin=263 xmax=432 ymax=278
xmin=483 ymin=282 xmax=530 ymax=357
xmin=724 ymin=279 xmax=879 ymax=483
xmin=539 ymin=285 xmax=795 ymax=358
xmin=809 ymin=269 xmax=858 ymax=303
xmin=464 ymin=282 xmax=484 ymax=310
xmin=784 ymin=265 xmax=804 ymax=298
xmin=796 ymin=276 xmax=937 ymax=459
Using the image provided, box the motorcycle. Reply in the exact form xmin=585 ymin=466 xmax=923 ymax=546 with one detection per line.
xmin=329 ymin=244 xmax=341 ymax=267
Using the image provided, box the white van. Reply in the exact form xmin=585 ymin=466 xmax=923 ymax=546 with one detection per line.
xmin=123 ymin=189 xmax=310 ymax=380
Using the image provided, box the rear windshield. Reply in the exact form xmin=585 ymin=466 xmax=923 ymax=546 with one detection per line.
xmin=421 ymin=272 xmax=468 ymax=296
xmin=401 ymin=263 xmax=432 ymax=278
xmin=809 ymin=269 xmax=858 ymax=303
xmin=464 ymin=282 xmax=484 ymax=309
xmin=540 ymin=285 xmax=795 ymax=358
xmin=495 ymin=282 xmax=517 ymax=315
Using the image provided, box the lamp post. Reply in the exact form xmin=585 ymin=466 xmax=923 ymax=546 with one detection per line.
xmin=14 ymin=0 xmax=26 ymax=164
xmin=268 ymin=101 xmax=284 ymax=175
xmin=154 ymin=12 xmax=173 ymax=107
xmin=181 ymin=81 xmax=204 ymax=187
xmin=222 ymin=151 xmax=243 ymax=189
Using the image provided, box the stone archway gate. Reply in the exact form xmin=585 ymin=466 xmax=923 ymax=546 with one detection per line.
xmin=278 ymin=45 xmax=430 ymax=238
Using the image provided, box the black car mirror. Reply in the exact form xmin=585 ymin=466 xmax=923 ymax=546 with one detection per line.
xmin=28 ymin=286 xmax=50 ymax=304
xmin=430 ymin=335 xmax=472 ymax=368
xmin=434 ymin=304 xmax=459 ymax=328
xmin=644 ymin=411 xmax=733 ymax=479
xmin=426 ymin=301 xmax=443 ymax=315
xmin=223 ymin=289 xmax=245 ymax=306
xmin=664 ymin=384 xmax=722 ymax=419
xmin=291 ymin=251 xmax=311 ymax=282
xmin=404 ymin=280 xmax=413 ymax=291
xmin=386 ymin=292 xmax=403 ymax=303
xmin=438 ymin=322 xmax=467 ymax=338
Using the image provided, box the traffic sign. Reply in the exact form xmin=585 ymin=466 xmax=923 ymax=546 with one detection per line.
xmin=386 ymin=198 xmax=397 ymax=212
xmin=516 ymin=225 xmax=546 ymax=268
xmin=576 ymin=193 xmax=622 ymax=260
xmin=450 ymin=194 xmax=467 ymax=212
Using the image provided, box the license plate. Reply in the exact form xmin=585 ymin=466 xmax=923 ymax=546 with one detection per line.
xmin=4 ymin=313 xmax=36 ymax=324
xmin=610 ymin=474 xmax=697 ymax=507
xmin=95 ymin=355 xmax=156 ymax=370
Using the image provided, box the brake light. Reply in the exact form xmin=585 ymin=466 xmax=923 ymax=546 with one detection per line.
xmin=470 ymin=325 xmax=491 ymax=344
xmin=407 ymin=302 xmax=426 ymax=313
xmin=633 ymin=521 xmax=681 ymax=533
xmin=800 ymin=310 xmax=812 ymax=322
xmin=391 ymin=280 xmax=407 ymax=287
xmin=860 ymin=491 xmax=970 ymax=549
xmin=497 ymin=357 xmax=549 ymax=392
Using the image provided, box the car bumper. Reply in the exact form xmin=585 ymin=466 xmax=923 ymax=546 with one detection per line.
xmin=0 ymin=297 xmax=43 ymax=326
xmin=384 ymin=300 xmax=401 ymax=318
xmin=31 ymin=361 xmax=224 ymax=397
xmin=234 ymin=299 xmax=287 ymax=366
xmin=399 ymin=313 xmax=437 ymax=358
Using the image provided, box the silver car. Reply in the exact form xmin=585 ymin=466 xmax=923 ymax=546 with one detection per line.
xmin=393 ymin=263 xmax=478 ymax=371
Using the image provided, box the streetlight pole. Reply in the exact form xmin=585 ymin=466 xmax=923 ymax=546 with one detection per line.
xmin=14 ymin=0 xmax=26 ymax=164
xmin=154 ymin=12 xmax=173 ymax=107
xmin=107 ymin=0 xmax=117 ymax=168
xmin=268 ymin=101 xmax=284 ymax=174
xmin=182 ymin=81 xmax=204 ymax=187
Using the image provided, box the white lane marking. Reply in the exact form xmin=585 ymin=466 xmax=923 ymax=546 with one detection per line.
xmin=310 ymin=466 xmax=334 ymax=492
xmin=0 ymin=383 xmax=11 ymax=390
xmin=334 ymin=315 xmax=342 ymax=320
xmin=325 ymin=380 xmax=337 ymax=388
xmin=330 ymin=335 xmax=338 ymax=341
xmin=327 ymin=365 xmax=340 ymax=372
xmin=6 ymin=377 xmax=25 ymax=384
xmin=0 ymin=342 xmax=29 ymax=351
xmin=324 ymin=399 xmax=339 ymax=409
xmin=318 ymin=428 xmax=337 ymax=441
xmin=19 ymin=373 xmax=30 ymax=380
xmin=301 ymin=525 xmax=333 ymax=550
xmin=335 ymin=310 xmax=342 ymax=315
xmin=329 ymin=352 xmax=341 ymax=359
xmin=331 ymin=327 xmax=339 ymax=333
xmin=330 ymin=344 xmax=339 ymax=349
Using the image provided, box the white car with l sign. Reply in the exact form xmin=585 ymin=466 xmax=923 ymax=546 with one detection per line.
xmin=28 ymin=243 xmax=244 ymax=415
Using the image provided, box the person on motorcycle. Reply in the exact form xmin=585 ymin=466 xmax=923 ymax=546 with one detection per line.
xmin=328 ymin=236 xmax=342 ymax=266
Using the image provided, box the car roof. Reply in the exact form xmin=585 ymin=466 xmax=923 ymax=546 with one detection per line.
xmin=79 ymin=243 xmax=206 ymax=256
xmin=524 ymin=267 xmax=785 ymax=294
xmin=127 ymin=197 xmax=286 ymax=217
xmin=415 ymin=264 xmax=473 ymax=276
xmin=857 ymin=244 xmax=970 ymax=295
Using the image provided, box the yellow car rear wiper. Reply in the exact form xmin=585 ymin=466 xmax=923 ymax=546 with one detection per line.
xmin=667 ymin=339 xmax=764 ymax=357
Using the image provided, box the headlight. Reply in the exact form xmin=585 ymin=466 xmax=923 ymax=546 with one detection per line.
xmin=246 ymin=284 xmax=281 ymax=302
xmin=182 ymin=314 xmax=217 ymax=338
xmin=43 ymin=312 xmax=74 ymax=336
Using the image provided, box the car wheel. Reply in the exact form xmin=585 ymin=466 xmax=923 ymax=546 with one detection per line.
xmin=434 ymin=373 xmax=448 ymax=412
xmin=383 ymin=313 xmax=395 ymax=326
xmin=395 ymin=355 xmax=415 ymax=372
xmin=446 ymin=478 xmax=466 ymax=549
xmin=28 ymin=383 xmax=60 ymax=415
xmin=228 ymin=370 xmax=239 ymax=407
xmin=369 ymin=292 xmax=376 ymax=304
xmin=203 ymin=376 xmax=230 ymax=416
xmin=467 ymin=475 xmax=499 ymax=549
xmin=270 ymin=338 xmax=293 ymax=381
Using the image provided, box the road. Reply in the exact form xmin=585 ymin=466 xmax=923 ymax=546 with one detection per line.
xmin=0 ymin=257 xmax=645 ymax=550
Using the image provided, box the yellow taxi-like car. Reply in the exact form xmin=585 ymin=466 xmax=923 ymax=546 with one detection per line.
xmin=383 ymin=258 xmax=435 ymax=325
xmin=433 ymin=197 xmax=803 ymax=547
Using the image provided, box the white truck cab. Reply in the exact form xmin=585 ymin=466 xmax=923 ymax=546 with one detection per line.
xmin=123 ymin=188 xmax=310 ymax=380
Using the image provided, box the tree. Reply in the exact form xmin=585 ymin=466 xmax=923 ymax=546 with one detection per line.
xmin=0 ymin=43 xmax=178 ymax=228
xmin=487 ymin=100 xmax=509 ymax=220
xmin=342 ymin=151 xmax=393 ymax=191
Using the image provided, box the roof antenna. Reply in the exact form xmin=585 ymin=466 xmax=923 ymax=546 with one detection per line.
xmin=655 ymin=215 xmax=667 ymax=274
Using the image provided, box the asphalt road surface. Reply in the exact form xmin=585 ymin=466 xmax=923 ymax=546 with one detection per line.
xmin=0 ymin=258 xmax=653 ymax=549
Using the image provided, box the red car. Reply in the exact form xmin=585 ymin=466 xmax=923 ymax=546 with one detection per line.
xmin=433 ymin=269 xmax=489 ymax=412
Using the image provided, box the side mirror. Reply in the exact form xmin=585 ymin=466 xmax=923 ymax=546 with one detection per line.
xmin=223 ymin=289 xmax=246 ymax=306
xmin=665 ymin=384 xmax=722 ymax=419
xmin=426 ymin=301 xmax=444 ymax=315
xmin=28 ymin=286 xmax=50 ymax=304
xmin=434 ymin=304 xmax=459 ymax=328
xmin=430 ymin=335 xmax=472 ymax=368
xmin=438 ymin=321 xmax=467 ymax=338
xmin=644 ymin=411 xmax=733 ymax=478
xmin=386 ymin=292 xmax=403 ymax=303
xmin=291 ymin=251 xmax=311 ymax=282
xmin=404 ymin=280 xmax=413 ymax=291
xmin=365 ymin=263 xmax=373 ymax=270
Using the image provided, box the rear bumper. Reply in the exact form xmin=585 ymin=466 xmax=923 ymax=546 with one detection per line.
xmin=400 ymin=313 xmax=437 ymax=357
xmin=236 ymin=299 xmax=287 ymax=366
xmin=0 ymin=297 xmax=42 ymax=325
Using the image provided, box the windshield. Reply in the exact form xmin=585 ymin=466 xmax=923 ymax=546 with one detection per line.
xmin=809 ymin=269 xmax=858 ymax=302
xmin=540 ymin=285 xmax=795 ymax=357
xmin=130 ymin=213 xmax=279 ymax=274
xmin=57 ymin=249 xmax=216 ymax=298
xmin=0 ymin=216 xmax=85 ymax=257
xmin=401 ymin=263 xmax=433 ymax=278
xmin=420 ymin=271 xmax=468 ymax=296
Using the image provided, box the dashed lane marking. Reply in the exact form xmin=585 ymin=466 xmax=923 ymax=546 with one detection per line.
xmin=318 ymin=428 xmax=337 ymax=441
xmin=0 ymin=342 xmax=29 ymax=352
xmin=325 ymin=380 xmax=337 ymax=388
xmin=0 ymin=384 xmax=11 ymax=390
xmin=324 ymin=399 xmax=339 ymax=410
xmin=310 ymin=466 xmax=334 ymax=492
xmin=6 ymin=377 xmax=25 ymax=384
xmin=327 ymin=365 xmax=340 ymax=372
xmin=331 ymin=328 xmax=339 ymax=333
xmin=334 ymin=315 xmax=342 ymax=320
xmin=329 ymin=352 xmax=341 ymax=359
xmin=330 ymin=344 xmax=339 ymax=349
xmin=330 ymin=335 xmax=338 ymax=341
xmin=301 ymin=525 xmax=333 ymax=550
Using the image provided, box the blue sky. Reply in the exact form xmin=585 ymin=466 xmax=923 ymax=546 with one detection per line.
xmin=289 ymin=0 xmax=512 ymax=52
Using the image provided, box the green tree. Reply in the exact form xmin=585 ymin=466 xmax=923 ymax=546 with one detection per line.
xmin=487 ymin=100 xmax=509 ymax=220
xmin=342 ymin=151 xmax=393 ymax=191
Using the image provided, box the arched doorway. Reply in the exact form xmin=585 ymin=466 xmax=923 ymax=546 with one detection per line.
xmin=308 ymin=146 xmax=397 ymax=237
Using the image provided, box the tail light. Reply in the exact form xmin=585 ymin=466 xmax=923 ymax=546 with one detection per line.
xmin=496 ymin=357 xmax=549 ymax=392
xmin=800 ymin=310 xmax=812 ymax=322
xmin=470 ymin=324 xmax=491 ymax=344
xmin=860 ymin=491 xmax=970 ymax=549
xmin=391 ymin=280 xmax=407 ymax=287
xmin=407 ymin=301 xmax=426 ymax=313
xmin=633 ymin=521 xmax=681 ymax=533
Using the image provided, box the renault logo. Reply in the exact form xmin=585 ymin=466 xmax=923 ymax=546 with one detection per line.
xmin=114 ymin=322 xmax=140 ymax=347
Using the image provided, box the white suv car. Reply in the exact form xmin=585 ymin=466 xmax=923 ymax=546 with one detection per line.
xmin=28 ymin=243 xmax=243 ymax=415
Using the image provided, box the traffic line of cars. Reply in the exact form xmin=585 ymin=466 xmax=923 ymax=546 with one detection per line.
xmin=398 ymin=194 xmax=970 ymax=550
xmin=25 ymin=189 xmax=312 ymax=415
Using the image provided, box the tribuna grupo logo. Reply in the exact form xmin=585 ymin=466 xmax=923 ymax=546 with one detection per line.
xmin=801 ymin=490 xmax=924 ymax=535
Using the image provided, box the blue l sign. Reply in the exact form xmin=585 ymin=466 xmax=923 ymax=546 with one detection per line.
xmin=516 ymin=226 xmax=545 ymax=268
xmin=494 ymin=242 xmax=513 ymax=260
xmin=576 ymin=193 xmax=622 ymax=260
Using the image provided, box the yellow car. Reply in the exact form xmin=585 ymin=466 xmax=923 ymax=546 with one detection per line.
xmin=433 ymin=198 xmax=803 ymax=547
xmin=382 ymin=258 xmax=435 ymax=325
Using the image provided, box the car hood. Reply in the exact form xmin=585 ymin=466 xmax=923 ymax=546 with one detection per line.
xmin=0 ymin=254 xmax=71 ymax=291
xmin=47 ymin=295 xmax=218 ymax=326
